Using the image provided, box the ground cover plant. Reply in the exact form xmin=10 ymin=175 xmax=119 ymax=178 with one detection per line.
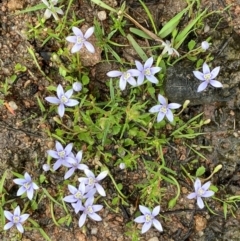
xmin=1 ymin=0 xmax=240 ymax=240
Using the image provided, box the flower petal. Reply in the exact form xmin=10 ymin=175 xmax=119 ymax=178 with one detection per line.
xmin=144 ymin=57 xmax=153 ymax=69
xmin=157 ymin=112 xmax=165 ymax=122
xmin=107 ymin=70 xmax=122 ymax=77
xmin=168 ymin=103 xmax=181 ymax=109
xmin=64 ymin=168 xmax=75 ymax=179
xmin=152 ymin=206 xmax=160 ymax=216
xmin=84 ymin=41 xmax=95 ymax=53
xmin=127 ymin=77 xmax=137 ymax=87
xmin=66 ymin=36 xmax=77 ymax=43
xmin=150 ymin=67 xmax=161 ymax=75
xmin=139 ymin=205 xmax=150 ymax=215
xmin=84 ymin=169 xmax=95 ymax=178
xmin=119 ymin=77 xmax=127 ymax=90
xmin=71 ymin=43 xmax=82 ymax=53
xmin=95 ymin=183 xmax=106 ymax=196
xmin=201 ymin=181 xmax=211 ymax=191
xmin=4 ymin=222 xmax=14 ymax=230
xmin=84 ymin=27 xmax=94 ymax=39
xmin=45 ymin=97 xmax=60 ymax=105
xmin=165 ymin=109 xmax=174 ymax=122
xmin=202 ymin=190 xmax=214 ymax=198
xmin=146 ymin=75 xmax=158 ymax=84
xmin=197 ymin=81 xmax=208 ymax=92
xmin=58 ymin=104 xmax=65 ymax=117
xmin=72 ymin=27 xmax=83 ymax=37
xmin=202 ymin=63 xmax=210 ymax=74
xmin=13 ymin=178 xmax=26 ymax=185
xmin=53 ymin=159 xmax=62 ymax=170
xmin=17 ymin=186 xmax=26 ymax=196
xmin=210 ymin=66 xmax=220 ymax=79
xmin=76 ymin=151 xmax=83 ymax=162
xmin=63 ymin=195 xmax=76 ymax=203
xmin=193 ymin=71 xmax=205 ymax=81
xmin=149 ymin=105 xmax=161 ymax=113
xmin=27 ymin=187 xmax=34 ymax=200
xmin=153 ymin=219 xmax=163 ymax=232
xmin=93 ymin=204 xmax=103 ymax=212
xmin=79 ymin=213 xmax=87 ymax=227
xmin=56 ymin=84 xmax=64 ymax=99
xmin=65 ymin=89 xmax=73 ymax=99
xmin=210 ymin=80 xmax=223 ymax=88
xmin=194 ymin=179 xmax=201 ymax=192
xmin=137 ymin=73 xmax=145 ymax=86
xmin=4 ymin=211 xmax=13 ymax=221
xmin=197 ymin=196 xmax=204 ymax=209
xmin=96 ymin=170 xmax=108 ymax=181
xmin=47 ymin=150 xmax=59 ymax=159
xmin=128 ymin=69 xmax=140 ymax=77
xmin=158 ymin=94 xmax=167 ymax=105
xmin=187 ymin=192 xmax=197 ymax=199
xmin=14 ymin=206 xmax=21 ymax=216
xmin=68 ymin=184 xmax=78 ymax=194
xmin=134 ymin=215 xmax=145 ymax=223
xmin=44 ymin=9 xmax=52 ymax=19
xmin=89 ymin=213 xmax=102 ymax=221
xmin=85 ymin=196 xmax=94 ymax=207
xmin=66 ymin=99 xmax=79 ymax=107
xmin=20 ymin=214 xmax=29 ymax=223
xmin=135 ymin=60 xmax=143 ymax=71
xmin=141 ymin=221 xmax=152 ymax=233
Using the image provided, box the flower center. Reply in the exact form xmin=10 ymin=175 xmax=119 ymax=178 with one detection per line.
xmin=123 ymin=72 xmax=131 ymax=80
xmin=13 ymin=216 xmax=20 ymax=224
xmin=23 ymin=182 xmax=31 ymax=190
xmin=58 ymin=150 xmax=65 ymax=158
xmin=60 ymin=95 xmax=68 ymax=104
xmin=145 ymin=214 xmax=152 ymax=223
xmin=88 ymin=177 xmax=95 ymax=186
xmin=86 ymin=205 xmax=93 ymax=214
xmin=197 ymin=188 xmax=205 ymax=196
xmin=160 ymin=106 xmax=167 ymax=114
xmin=144 ymin=68 xmax=151 ymax=76
xmin=203 ymin=73 xmax=211 ymax=82
xmin=74 ymin=191 xmax=83 ymax=200
xmin=77 ymin=36 xmax=84 ymax=44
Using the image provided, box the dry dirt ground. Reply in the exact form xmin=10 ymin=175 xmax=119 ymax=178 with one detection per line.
xmin=1 ymin=0 xmax=240 ymax=240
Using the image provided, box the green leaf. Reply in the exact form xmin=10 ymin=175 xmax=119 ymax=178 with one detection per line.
xmin=158 ymin=7 xmax=188 ymax=38
xmin=127 ymin=34 xmax=148 ymax=61
xmin=168 ymin=198 xmax=177 ymax=208
xmin=129 ymin=28 xmax=152 ymax=40
xmin=112 ymin=197 xmax=119 ymax=205
xmin=175 ymin=8 xmax=208 ymax=49
xmin=188 ymin=40 xmax=196 ymax=50
xmin=82 ymin=75 xmax=90 ymax=85
xmin=209 ymin=185 xmax=218 ymax=193
xmin=195 ymin=166 xmax=205 ymax=176
xmin=91 ymin=0 xmax=117 ymax=13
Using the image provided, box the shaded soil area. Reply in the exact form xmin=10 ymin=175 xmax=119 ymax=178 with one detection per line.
xmin=1 ymin=0 xmax=240 ymax=240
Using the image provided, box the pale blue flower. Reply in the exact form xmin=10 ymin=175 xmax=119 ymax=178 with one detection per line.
xmin=78 ymin=197 xmax=103 ymax=227
xmin=78 ymin=170 xmax=108 ymax=196
xmin=42 ymin=0 xmax=63 ymax=21
xmin=201 ymin=41 xmax=209 ymax=50
xmin=134 ymin=205 xmax=163 ymax=234
xmin=193 ymin=63 xmax=222 ymax=92
xmin=161 ymin=40 xmax=179 ymax=57
xmin=45 ymin=84 xmax=79 ymax=117
xmin=72 ymin=82 xmax=82 ymax=92
xmin=187 ymin=178 xmax=214 ymax=209
xmin=4 ymin=206 xmax=29 ymax=233
xmin=135 ymin=57 xmax=161 ymax=85
xmin=47 ymin=141 xmax=75 ymax=171
xmin=63 ymin=183 xmax=96 ymax=214
xmin=66 ymin=27 xmax=95 ymax=53
xmin=13 ymin=172 xmax=39 ymax=200
xmin=107 ymin=69 xmax=139 ymax=90
xmin=64 ymin=151 xmax=89 ymax=179
xmin=149 ymin=94 xmax=181 ymax=122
